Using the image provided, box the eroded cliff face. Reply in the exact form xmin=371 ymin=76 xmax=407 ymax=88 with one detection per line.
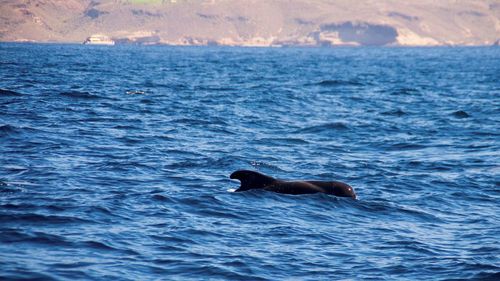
xmin=1 ymin=0 xmax=498 ymax=46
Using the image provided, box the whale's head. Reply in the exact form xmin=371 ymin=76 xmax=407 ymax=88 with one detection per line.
xmin=230 ymin=170 xmax=275 ymax=192
xmin=331 ymin=182 xmax=357 ymax=199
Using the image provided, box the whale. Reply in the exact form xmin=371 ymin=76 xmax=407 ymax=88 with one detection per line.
xmin=230 ymin=170 xmax=356 ymax=199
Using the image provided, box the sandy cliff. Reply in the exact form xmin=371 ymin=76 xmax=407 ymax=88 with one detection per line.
xmin=0 ymin=0 xmax=498 ymax=46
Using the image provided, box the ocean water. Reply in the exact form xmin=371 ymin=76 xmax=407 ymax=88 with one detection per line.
xmin=0 ymin=43 xmax=499 ymax=280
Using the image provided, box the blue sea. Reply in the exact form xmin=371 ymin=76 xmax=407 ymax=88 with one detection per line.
xmin=0 ymin=43 xmax=499 ymax=280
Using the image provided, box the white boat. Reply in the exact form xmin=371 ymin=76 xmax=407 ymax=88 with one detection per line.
xmin=83 ymin=34 xmax=115 ymax=45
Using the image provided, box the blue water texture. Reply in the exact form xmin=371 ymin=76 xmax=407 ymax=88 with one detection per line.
xmin=0 ymin=43 xmax=499 ymax=280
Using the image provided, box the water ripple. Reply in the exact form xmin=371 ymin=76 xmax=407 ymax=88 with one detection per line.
xmin=0 ymin=44 xmax=498 ymax=280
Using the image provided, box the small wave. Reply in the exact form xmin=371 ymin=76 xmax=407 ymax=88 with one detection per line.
xmin=471 ymin=130 xmax=499 ymax=136
xmin=29 ymin=232 xmax=72 ymax=246
xmin=113 ymin=125 xmax=140 ymax=130
xmin=0 ymin=229 xmax=71 ymax=246
xmin=162 ymin=149 xmax=203 ymax=158
xmin=387 ymin=143 xmax=426 ymax=151
xmin=195 ymin=85 xmax=236 ymax=91
xmin=3 ymin=165 xmax=29 ymax=172
xmin=59 ymin=91 xmax=101 ymax=99
xmin=296 ymin=122 xmax=349 ymax=133
xmin=173 ymin=118 xmax=228 ymax=126
xmin=81 ymin=240 xmax=118 ymax=251
xmin=1 ymin=203 xmax=42 ymax=211
xmin=0 ymin=271 xmax=54 ymax=280
xmin=354 ymin=200 xmax=442 ymax=222
xmin=0 ymin=185 xmax=24 ymax=193
xmin=140 ymin=98 xmax=155 ymax=104
xmin=0 ymin=88 xmax=22 ymax=96
xmin=472 ymin=271 xmax=500 ymax=281
xmin=257 ymin=137 xmax=309 ymax=145
xmin=152 ymin=194 xmax=176 ymax=203
xmin=154 ymin=134 xmax=176 ymax=141
xmin=126 ymin=90 xmax=145 ymax=95
xmin=398 ymin=206 xmax=443 ymax=222
xmin=0 ymin=124 xmax=18 ymax=136
xmin=312 ymin=79 xmax=364 ymax=87
xmin=390 ymin=87 xmax=419 ymax=95
xmin=0 ymin=213 xmax=92 ymax=224
xmin=196 ymin=208 xmax=243 ymax=219
xmin=381 ymin=109 xmax=406 ymax=116
xmin=52 ymin=261 xmax=94 ymax=269
xmin=2 ymin=180 xmax=38 ymax=186
xmin=164 ymin=160 xmax=204 ymax=169
xmin=81 ymin=117 xmax=118 ymax=123
xmin=116 ymin=136 xmax=143 ymax=144
xmin=249 ymin=161 xmax=284 ymax=171
xmin=451 ymin=110 xmax=470 ymax=119
xmin=0 ymin=125 xmax=39 ymax=137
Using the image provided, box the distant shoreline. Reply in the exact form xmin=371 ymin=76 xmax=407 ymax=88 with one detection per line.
xmin=1 ymin=41 xmax=498 ymax=48
xmin=3 ymin=0 xmax=498 ymax=50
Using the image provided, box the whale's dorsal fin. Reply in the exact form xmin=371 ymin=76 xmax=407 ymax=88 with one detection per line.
xmin=230 ymin=170 xmax=276 ymax=191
